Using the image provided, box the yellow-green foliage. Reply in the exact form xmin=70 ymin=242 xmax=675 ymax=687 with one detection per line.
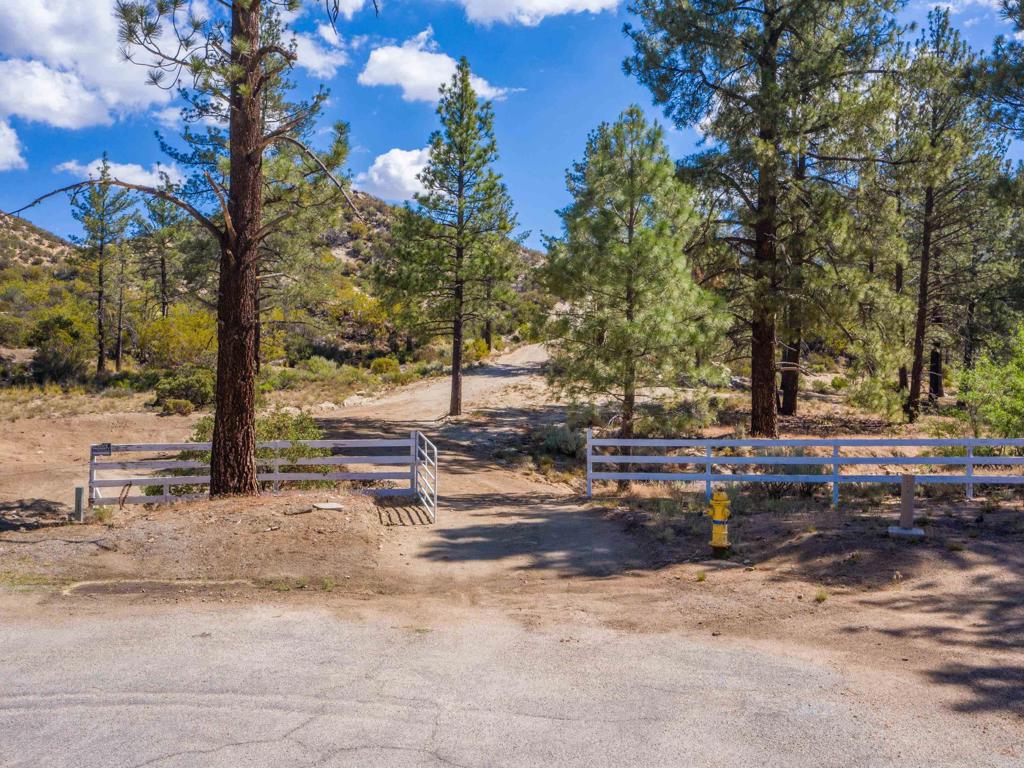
xmin=139 ymin=305 xmax=217 ymax=369
xmin=465 ymin=338 xmax=490 ymax=364
xmin=370 ymin=356 xmax=400 ymax=376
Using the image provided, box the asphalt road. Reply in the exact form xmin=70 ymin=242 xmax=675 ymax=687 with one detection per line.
xmin=1 ymin=602 xmax=1017 ymax=768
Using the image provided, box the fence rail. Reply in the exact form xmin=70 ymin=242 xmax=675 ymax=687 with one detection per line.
xmin=585 ymin=431 xmax=1024 ymax=505
xmin=88 ymin=431 xmax=439 ymax=521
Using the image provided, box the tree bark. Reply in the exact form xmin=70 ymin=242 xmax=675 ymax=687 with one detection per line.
xmin=929 ymin=342 xmax=944 ymax=401
xmin=780 ymin=330 xmax=801 ymax=417
xmin=114 ymin=258 xmax=124 ymax=373
xmin=750 ymin=21 xmax=780 ymax=437
xmin=906 ymin=186 xmax=934 ymax=422
xmin=618 ymin=369 xmax=636 ymax=492
xmin=96 ymin=250 xmax=106 ymax=375
xmin=450 ymin=279 xmax=464 ymax=417
xmin=209 ymin=0 xmax=262 ymax=496
xmin=963 ymin=299 xmax=976 ymax=370
xmin=896 ymin=258 xmax=908 ymax=391
xmin=159 ymin=251 xmax=169 ymax=318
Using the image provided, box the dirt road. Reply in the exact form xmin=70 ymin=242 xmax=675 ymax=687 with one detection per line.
xmin=1 ymin=344 xmax=1022 ymax=765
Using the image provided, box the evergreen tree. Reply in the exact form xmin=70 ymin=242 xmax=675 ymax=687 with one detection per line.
xmin=374 ymin=58 xmax=518 ymax=416
xmin=137 ymin=179 xmax=188 ymax=319
xmin=68 ymin=156 xmax=136 ymax=375
xmin=896 ymin=11 xmax=1008 ymax=419
xmin=106 ymin=1 xmax=357 ymax=494
xmin=543 ymin=107 xmax=724 ymax=445
xmin=625 ymin=0 xmax=902 ymax=435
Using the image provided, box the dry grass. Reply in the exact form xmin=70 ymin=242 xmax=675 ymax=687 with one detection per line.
xmin=0 ymin=385 xmax=152 ymax=421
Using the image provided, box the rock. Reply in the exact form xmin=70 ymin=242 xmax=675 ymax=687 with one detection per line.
xmin=278 ymin=406 xmax=301 ymax=416
xmin=316 ymin=401 xmax=338 ymax=411
xmin=343 ymin=394 xmax=368 ymax=407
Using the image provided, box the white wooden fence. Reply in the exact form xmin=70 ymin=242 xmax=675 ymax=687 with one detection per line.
xmin=89 ymin=431 xmax=439 ymax=522
xmin=586 ymin=431 xmax=1024 ymax=505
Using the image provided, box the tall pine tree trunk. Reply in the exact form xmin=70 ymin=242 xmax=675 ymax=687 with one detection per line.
xmin=780 ymin=329 xmax=801 ymax=417
xmin=750 ymin=40 xmax=779 ymax=438
xmin=483 ymin=281 xmax=493 ymax=351
xmin=159 ymin=252 xmax=169 ymax=318
xmin=906 ymin=186 xmax=934 ymax=422
xmin=450 ymin=283 xmax=464 ymax=417
xmin=96 ymin=251 xmax=106 ymax=375
xmin=114 ymin=263 xmax=124 ymax=373
xmin=209 ymin=0 xmax=262 ymax=496
xmin=618 ymin=263 xmax=637 ymax=490
xmin=618 ymin=368 xmax=636 ymax=492
xmin=963 ymin=300 xmax=976 ymax=370
xmin=895 ymin=261 xmax=908 ymax=391
xmin=929 ymin=342 xmax=944 ymax=401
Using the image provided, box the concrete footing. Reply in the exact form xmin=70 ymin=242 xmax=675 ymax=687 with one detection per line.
xmin=888 ymin=525 xmax=925 ymax=539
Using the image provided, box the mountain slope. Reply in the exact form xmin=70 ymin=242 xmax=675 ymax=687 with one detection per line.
xmin=0 ymin=214 xmax=71 ymax=268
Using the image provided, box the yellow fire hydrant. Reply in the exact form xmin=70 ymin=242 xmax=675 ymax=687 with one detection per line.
xmin=707 ymin=490 xmax=731 ymax=556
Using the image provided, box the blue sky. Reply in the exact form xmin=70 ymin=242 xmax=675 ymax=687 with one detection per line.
xmin=0 ymin=0 xmax=1017 ymax=249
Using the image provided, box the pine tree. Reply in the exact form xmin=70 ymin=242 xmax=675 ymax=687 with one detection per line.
xmin=896 ymin=10 xmax=1008 ymax=419
xmin=108 ymin=1 xmax=358 ymax=494
xmin=543 ymin=106 xmax=725 ymax=445
xmin=68 ymin=156 xmax=136 ymax=375
xmin=137 ymin=180 xmax=188 ymax=319
xmin=374 ymin=58 xmax=518 ymax=416
xmin=625 ymin=0 xmax=902 ymax=435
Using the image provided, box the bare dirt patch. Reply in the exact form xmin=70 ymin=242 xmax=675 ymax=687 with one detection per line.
xmin=0 ymin=490 xmax=387 ymax=594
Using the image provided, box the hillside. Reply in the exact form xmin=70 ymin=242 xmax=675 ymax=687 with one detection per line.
xmin=0 ymin=214 xmax=71 ymax=269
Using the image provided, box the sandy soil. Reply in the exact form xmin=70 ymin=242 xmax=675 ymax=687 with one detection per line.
xmin=0 ymin=343 xmax=1021 ymax=737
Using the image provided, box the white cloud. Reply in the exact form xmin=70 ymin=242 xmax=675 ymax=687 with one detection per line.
xmin=355 ymin=147 xmax=430 ymax=200
xmin=152 ymin=107 xmax=186 ymax=130
xmin=0 ymin=1 xmax=172 ymax=129
xmin=928 ymin=0 xmax=1001 ymax=12
xmin=0 ymin=60 xmax=110 ymax=129
xmin=358 ymin=28 xmax=510 ymax=103
xmin=56 ymin=158 xmax=184 ymax=187
xmin=0 ymin=120 xmax=26 ymax=171
xmin=293 ymin=31 xmax=349 ymax=78
xmin=454 ymin=0 xmax=619 ymax=25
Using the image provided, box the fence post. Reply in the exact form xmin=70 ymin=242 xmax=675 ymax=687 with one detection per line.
xmin=411 ymin=431 xmax=419 ymax=497
xmin=705 ymin=446 xmax=712 ymax=502
xmin=966 ymin=445 xmax=974 ymax=501
xmin=87 ymin=448 xmax=95 ymax=509
xmin=74 ymin=486 xmax=84 ymax=523
xmin=832 ymin=444 xmax=840 ymax=508
xmin=586 ymin=428 xmax=593 ymax=498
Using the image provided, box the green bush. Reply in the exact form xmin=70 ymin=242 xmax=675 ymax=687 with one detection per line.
xmin=27 ymin=315 xmax=90 ymax=384
xmin=959 ymin=327 xmax=1024 ymax=439
xmin=464 ymin=338 xmax=490 ymax=364
xmin=370 ymin=356 xmax=400 ymax=376
xmin=161 ymin=398 xmax=195 ymax=416
xmin=138 ymin=306 xmax=217 ymax=369
xmin=635 ymin=392 xmax=719 ymax=438
xmin=296 ymin=355 xmax=338 ymax=379
xmin=191 ymin=409 xmax=323 ymax=443
xmin=154 ymin=368 xmax=215 ymax=408
xmin=540 ymin=425 xmax=587 ymax=458
xmin=830 ymin=375 xmax=848 ymax=390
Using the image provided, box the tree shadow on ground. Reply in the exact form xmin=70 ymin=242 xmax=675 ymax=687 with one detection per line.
xmin=317 ymin=403 xmax=569 ymax=476
xmin=0 ymin=498 xmax=71 ymax=531
xmin=415 ymin=491 xmax=651 ymax=578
